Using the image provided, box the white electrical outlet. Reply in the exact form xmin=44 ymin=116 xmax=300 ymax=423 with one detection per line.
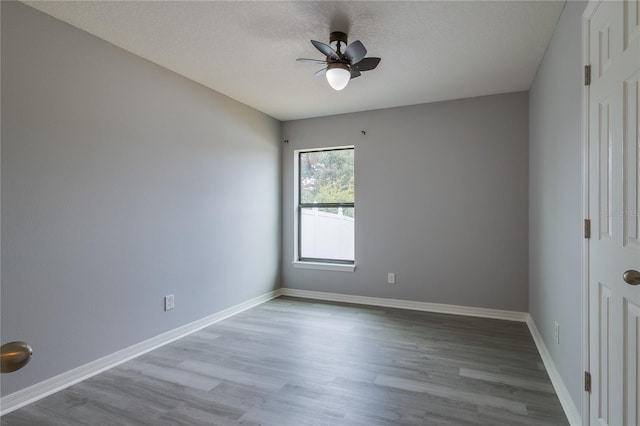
xmin=164 ymin=294 xmax=175 ymax=311
xmin=387 ymin=273 xmax=396 ymax=284
xmin=554 ymin=321 xmax=559 ymax=344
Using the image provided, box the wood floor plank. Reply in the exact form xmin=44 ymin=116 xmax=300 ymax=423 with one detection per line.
xmin=1 ymin=297 xmax=569 ymax=425
xmin=374 ymin=374 xmax=529 ymax=415
xmin=459 ymin=367 xmax=556 ymax=393
xmin=118 ymin=359 xmax=222 ymax=392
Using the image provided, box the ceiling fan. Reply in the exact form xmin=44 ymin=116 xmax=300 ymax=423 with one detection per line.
xmin=297 ymin=31 xmax=381 ymax=91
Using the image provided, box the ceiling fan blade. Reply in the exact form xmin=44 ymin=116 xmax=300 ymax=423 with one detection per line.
xmin=353 ymin=57 xmax=381 ymax=72
xmin=297 ymin=58 xmax=328 ymax=65
xmin=314 ymin=68 xmax=327 ymax=77
xmin=311 ymin=40 xmax=339 ymax=60
xmin=344 ymin=40 xmax=367 ymax=64
xmin=350 ymin=69 xmax=361 ymax=79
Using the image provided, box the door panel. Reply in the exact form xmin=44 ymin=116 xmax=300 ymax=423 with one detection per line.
xmin=598 ymin=98 xmax=613 ymax=240
xmin=598 ymin=282 xmax=612 ymax=424
xmin=623 ymin=72 xmax=639 ymax=248
xmin=623 ymin=299 xmax=639 ymax=425
xmin=623 ymin=0 xmax=639 ymax=50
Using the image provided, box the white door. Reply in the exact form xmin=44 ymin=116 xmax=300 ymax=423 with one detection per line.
xmin=587 ymin=1 xmax=640 ymax=425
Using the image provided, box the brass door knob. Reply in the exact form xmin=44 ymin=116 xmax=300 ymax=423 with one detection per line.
xmin=623 ymin=270 xmax=640 ymax=286
xmin=1 ymin=341 xmax=33 ymax=373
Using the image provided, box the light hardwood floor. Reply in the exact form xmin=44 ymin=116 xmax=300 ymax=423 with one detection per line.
xmin=2 ymin=297 xmax=569 ymax=425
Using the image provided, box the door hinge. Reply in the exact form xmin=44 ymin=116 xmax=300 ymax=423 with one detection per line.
xmin=584 ymin=219 xmax=591 ymax=239
xmin=585 ymin=371 xmax=592 ymax=392
xmin=584 ymin=65 xmax=591 ymax=86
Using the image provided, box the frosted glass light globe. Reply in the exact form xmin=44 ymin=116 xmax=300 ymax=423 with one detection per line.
xmin=326 ymin=63 xmax=351 ymax=91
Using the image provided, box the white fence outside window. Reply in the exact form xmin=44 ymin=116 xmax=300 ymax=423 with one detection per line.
xmin=300 ymin=208 xmax=354 ymax=261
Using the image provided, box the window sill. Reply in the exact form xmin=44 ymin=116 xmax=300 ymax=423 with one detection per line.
xmin=292 ymin=261 xmax=356 ymax=272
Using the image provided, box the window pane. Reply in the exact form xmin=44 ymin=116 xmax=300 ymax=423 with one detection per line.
xmin=300 ymin=207 xmax=354 ymax=261
xmin=300 ymin=149 xmax=354 ymax=204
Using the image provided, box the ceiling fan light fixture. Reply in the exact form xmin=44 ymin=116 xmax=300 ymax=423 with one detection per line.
xmin=299 ymin=32 xmax=380 ymax=91
xmin=326 ymin=62 xmax=351 ymax=91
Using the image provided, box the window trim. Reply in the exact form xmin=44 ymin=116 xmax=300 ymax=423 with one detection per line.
xmin=293 ymin=146 xmax=355 ymax=270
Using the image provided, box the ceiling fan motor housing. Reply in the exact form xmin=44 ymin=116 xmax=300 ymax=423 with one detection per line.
xmin=330 ymin=31 xmax=348 ymax=51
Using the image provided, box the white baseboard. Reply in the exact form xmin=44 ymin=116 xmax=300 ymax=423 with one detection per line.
xmin=526 ymin=315 xmax=582 ymax=426
xmin=0 ymin=289 xmax=282 ymax=416
xmin=280 ymin=288 xmax=528 ymax=322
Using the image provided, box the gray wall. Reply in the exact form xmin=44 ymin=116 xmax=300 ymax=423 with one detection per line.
xmin=1 ymin=1 xmax=280 ymax=396
xmin=282 ymin=92 xmax=529 ymax=312
xmin=529 ymin=0 xmax=587 ymax=414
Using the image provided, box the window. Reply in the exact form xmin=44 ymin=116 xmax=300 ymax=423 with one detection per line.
xmin=296 ymin=147 xmax=354 ymax=266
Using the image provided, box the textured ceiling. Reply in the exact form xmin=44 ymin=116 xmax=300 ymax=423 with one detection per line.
xmin=22 ymin=1 xmax=565 ymax=121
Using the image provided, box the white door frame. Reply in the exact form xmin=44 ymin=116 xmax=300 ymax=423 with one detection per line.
xmin=581 ymin=1 xmax=597 ymax=424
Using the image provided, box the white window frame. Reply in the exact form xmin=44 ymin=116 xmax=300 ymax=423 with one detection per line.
xmin=292 ymin=145 xmax=356 ymax=272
